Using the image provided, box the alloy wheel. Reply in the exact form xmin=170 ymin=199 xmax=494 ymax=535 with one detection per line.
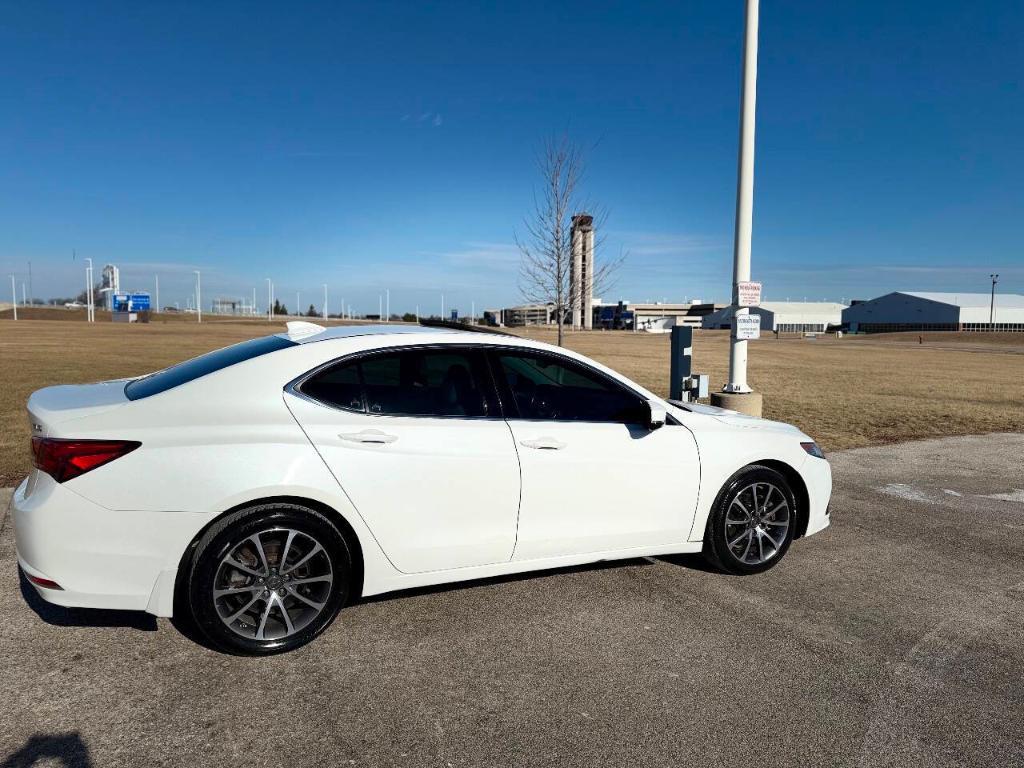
xmin=724 ymin=482 xmax=791 ymax=565
xmin=212 ymin=528 xmax=334 ymax=641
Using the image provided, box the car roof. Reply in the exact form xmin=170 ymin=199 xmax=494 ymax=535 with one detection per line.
xmin=276 ymin=322 xmax=460 ymax=344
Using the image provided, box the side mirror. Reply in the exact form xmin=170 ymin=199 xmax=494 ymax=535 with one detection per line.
xmin=646 ymin=399 xmax=667 ymax=430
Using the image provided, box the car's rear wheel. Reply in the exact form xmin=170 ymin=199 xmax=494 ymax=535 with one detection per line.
xmin=187 ymin=503 xmax=352 ymax=655
xmin=703 ymin=465 xmax=797 ymax=575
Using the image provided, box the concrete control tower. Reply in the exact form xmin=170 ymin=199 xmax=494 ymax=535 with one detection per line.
xmin=570 ymin=213 xmax=594 ymax=330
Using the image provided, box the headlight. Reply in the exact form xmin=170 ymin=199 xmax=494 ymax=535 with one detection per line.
xmin=800 ymin=441 xmax=825 ymax=459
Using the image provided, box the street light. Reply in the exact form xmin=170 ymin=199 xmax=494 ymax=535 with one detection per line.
xmin=266 ymin=278 xmax=273 ymax=321
xmin=84 ymin=258 xmax=94 ymax=323
xmin=9 ymin=275 xmax=16 ymax=321
xmin=990 ymin=274 xmax=999 ymax=326
xmin=712 ymin=0 xmax=762 ymax=416
xmin=194 ymin=270 xmax=202 ymax=323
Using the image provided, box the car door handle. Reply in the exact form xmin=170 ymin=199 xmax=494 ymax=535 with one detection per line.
xmin=339 ymin=429 xmax=398 ymax=445
xmin=519 ymin=437 xmax=566 ymax=450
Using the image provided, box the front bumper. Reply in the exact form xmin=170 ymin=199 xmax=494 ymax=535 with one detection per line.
xmin=801 ymin=455 xmax=832 ymax=537
xmin=13 ymin=472 xmax=205 ymax=617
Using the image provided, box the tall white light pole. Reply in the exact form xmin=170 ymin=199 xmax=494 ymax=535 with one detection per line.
xmin=378 ymin=294 xmax=383 ymax=321
xmin=85 ymin=258 xmax=94 ymax=323
xmin=9 ymin=275 xmax=16 ymax=320
xmin=323 ymin=284 xmax=328 ymax=319
xmin=713 ymin=0 xmax=762 ymax=415
xmin=266 ymin=279 xmax=273 ymax=321
xmin=194 ymin=270 xmax=202 ymax=323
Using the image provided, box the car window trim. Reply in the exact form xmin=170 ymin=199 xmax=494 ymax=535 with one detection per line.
xmin=286 ymin=343 xmax=504 ymax=421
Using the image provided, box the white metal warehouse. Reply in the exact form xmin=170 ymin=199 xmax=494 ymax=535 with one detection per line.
xmin=842 ymin=291 xmax=1024 ymax=333
xmin=701 ymin=302 xmax=846 ymax=333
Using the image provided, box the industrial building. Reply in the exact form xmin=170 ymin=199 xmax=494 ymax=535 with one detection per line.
xmin=842 ymin=292 xmax=1024 ymax=333
xmin=491 ymin=303 xmax=555 ymax=327
xmin=702 ymin=302 xmax=847 ymax=333
xmin=597 ymin=302 xmax=725 ymax=331
xmin=98 ymin=264 xmax=120 ymax=310
xmin=490 ymin=300 xmax=725 ymax=330
xmin=211 ymin=297 xmax=257 ymax=316
xmin=569 ymin=214 xmax=595 ymax=330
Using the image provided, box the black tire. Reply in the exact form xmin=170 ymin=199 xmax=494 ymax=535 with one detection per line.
xmin=703 ymin=465 xmax=797 ymax=575
xmin=187 ymin=503 xmax=352 ymax=655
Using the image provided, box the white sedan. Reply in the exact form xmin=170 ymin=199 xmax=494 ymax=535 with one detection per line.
xmin=14 ymin=323 xmax=831 ymax=654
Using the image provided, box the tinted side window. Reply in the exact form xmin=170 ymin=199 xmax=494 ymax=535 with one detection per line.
xmin=302 ymin=359 xmax=363 ymax=412
xmin=125 ymin=335 xmax=296 ymax=400
xmin=301 ymin=348 xmax=491 ymax=418
xmin=496 ymin=351 xmax=644 ymax=423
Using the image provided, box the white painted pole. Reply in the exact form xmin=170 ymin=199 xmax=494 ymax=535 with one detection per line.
xmin=724 ymin=0 xmax=759 ymax=394
xmin=85 ymin=258 xmax=94 ymax=322
xmin=471 ymin=301 xmax=475 ymax=325
xmin=194 ymin=270 xmax=202 ymax=323
xmin=415 ymin=305 xmax=419 ymax=323
xmin=323 ymin=284 xmax=328 ymax=319
xmin=10 ymin=275 xmax=16 ymax=320
xmin=378 ymin=295 xmax=383 ymax=321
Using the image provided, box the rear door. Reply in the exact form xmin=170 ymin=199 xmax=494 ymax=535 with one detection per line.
xmin=490 ymin=348 xmax=700 ymax=560
xmin=284 ymin=345 xmax=521 ymax=574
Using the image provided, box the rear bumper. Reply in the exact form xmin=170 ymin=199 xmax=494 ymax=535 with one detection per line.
xmin=12 ymin=473 xmax=204 ymax=617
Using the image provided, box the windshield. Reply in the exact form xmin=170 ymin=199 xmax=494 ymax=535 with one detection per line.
xmin=124 ymin=335 xmax=296 ymax=400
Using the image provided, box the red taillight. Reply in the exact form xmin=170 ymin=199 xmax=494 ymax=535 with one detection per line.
xmin=31 ymin=437 xmax=141 ymax=483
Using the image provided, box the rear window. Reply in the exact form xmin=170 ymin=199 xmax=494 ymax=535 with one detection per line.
xmin=124 ymin=335 xmax=296 ymax=400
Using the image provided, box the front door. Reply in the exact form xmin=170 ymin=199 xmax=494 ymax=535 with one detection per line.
xmin=286 ymin=345 xmax=520 ymax=574
xmin=490 ymin=349 xmax=700 ymax=560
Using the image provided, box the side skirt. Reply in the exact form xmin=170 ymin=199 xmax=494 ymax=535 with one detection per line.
xmin=360 ymin=541 xmax=704 ymax=598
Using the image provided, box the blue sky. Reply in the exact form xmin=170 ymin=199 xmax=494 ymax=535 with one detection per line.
xmin=1 ymin=1 xmax=1021 ymax=313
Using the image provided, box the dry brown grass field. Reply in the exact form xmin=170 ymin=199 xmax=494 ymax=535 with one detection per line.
xmin=1 ymin=312 xmax=1022 ymax=486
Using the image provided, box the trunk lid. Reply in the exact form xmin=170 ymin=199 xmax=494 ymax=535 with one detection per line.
xmin=28 ymin=380 xmax=131 ymax=435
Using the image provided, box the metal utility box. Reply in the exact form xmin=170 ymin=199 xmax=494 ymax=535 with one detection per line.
xmin=669 ymin=326 xmax=709 ymax=402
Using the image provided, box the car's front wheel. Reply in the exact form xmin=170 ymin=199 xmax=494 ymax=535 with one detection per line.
xmin=703 ymin=465 xmax=797 ymax=575
xmin=186 ymin=503 xmax=352 ymax=655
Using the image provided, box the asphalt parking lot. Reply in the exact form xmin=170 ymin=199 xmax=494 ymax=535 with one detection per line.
xmin=1 ymin=433 xmax=1022 ymax=768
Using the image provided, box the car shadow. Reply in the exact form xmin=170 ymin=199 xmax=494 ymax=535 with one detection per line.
xmin=358 ymin=556 xmax=658 ymax=605
xmin=0 ymin=732 xmax=92 ymax=768
xmin=655 ymin=552 xmax=727 ymax=574
xmin=18 ymin=570 xmax=157 ymax=631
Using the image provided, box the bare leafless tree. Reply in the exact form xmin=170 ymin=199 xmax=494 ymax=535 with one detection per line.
xmin=516 ymin=134 xmax=623 ymax=346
